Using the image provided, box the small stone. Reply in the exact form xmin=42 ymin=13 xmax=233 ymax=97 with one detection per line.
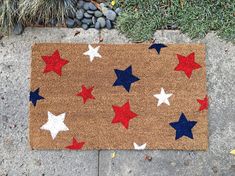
xmin=95 ymin=22 xmax=100 ymax=29
xmin=115 ymin=7 xmax=122 ymax=15
xmin=94 ymin=10 xmax=103 ymax=17
xmin=100 ymin=3 xmax=106 ymax=8
xmin=65 ymin=18 xmax=75 ymax=28
xmin=83 ymin=2 xmax=90 ymax=10
xmin=81 ymin=18 xmax=92 ymax=25
xmin=82 ymin=24 xmax=88 ymax=30
xmin=77 ymin=0 xmax=84 ymax=8
xmin=105 ymin=10 xmax=116 ymax=21
xmin=88 ymin=2 xmax=97 ymax=10
xmin=74 ymin=19 xmax=82 ymax=27
xmin=49 ymin=18 xmax=57 ymax=26
xmin=76 ymin=9 xmax=84 ymax=20
xmin=101 ymin=7 xmax=108 ymax=14
xmin=92 ymin=16 xmax=97 ymax=24
xmin=13 ymin=22 xmax=24 ymax=35
xmin=144 ymin=155 xmax=152 ymax=161
xmin=84 ymin=12 xmax=92 ymax=18
xmin=87 ymin=10 xmax=95 ymax=14
xmin=90 ymin=24 xmax=95 ymax=28
xmin=97 ymin=17 xmax=105 ymax=28
xmin=171 ymin=24 xmax=178 ymax=29
xmin=105 ymin=19 xmax=112 ymax=29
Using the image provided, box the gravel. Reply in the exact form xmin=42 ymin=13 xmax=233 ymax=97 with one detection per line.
xmin=94 ymin=10 xmax=103 ymax=18
xmin=84 ymin=12 xmax=92 ymax=18
xmin=76 ymin=9 xmax=84 ymax=20
xmin=13 ymin=22 xmax=24 ymax=35
xmin=95 ymin=22 xmax=101 ymax=29
xmin=82 ymin=23 xmax=88 ymax=30
xmin=105 ymin=19 xmax=112 ymax=29
xmin=97 ymin=17 xmax=106 ymax=28
xmin=65 ymin=18 xmax=75 ymax=28
xmin=88 ymin=2 xmax=97 ymax=10
xmin=104 ymin=10 xmax=116 ymax=21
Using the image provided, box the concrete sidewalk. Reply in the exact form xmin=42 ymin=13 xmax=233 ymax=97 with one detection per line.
xmin=0 ymin=28 xmax=234 ymax=176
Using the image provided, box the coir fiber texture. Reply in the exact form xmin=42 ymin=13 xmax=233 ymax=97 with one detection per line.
xmin=29 ymin=43 xmax=208 ymax=150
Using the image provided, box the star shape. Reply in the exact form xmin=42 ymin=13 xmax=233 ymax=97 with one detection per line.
xmin=112 ymin=101 xmax=138 ymax=129
xmin=174 ymin=52 xmax=201 ymax=78
xmin=42 ymin=50 xmax=69 ymax=76
xmin=76 ymin=85 xmax=95 ymax=104
xmin=149 ymin=43 xmax=167 ymax=54
xmin=113 ymin=65 xmax=140 ymax=92
xmin=154 ymin=88 xmax=172 ymax=106
xmin=65 ymin=137 xmax=85 ymax=150
xmin=197 ymin=95 xmax=208 ymax=111
xmin=30 ymin=88 xmax=44 ymax=106
xmin=169 ymin=113 xmax=197 ymax=140
xmin=40 ymin=111 xmax=69 ymax=140
xmin=83 ymin=44 xmax=102 ymax=62
xmin=133 ymin=142 xmax=147 ymax=150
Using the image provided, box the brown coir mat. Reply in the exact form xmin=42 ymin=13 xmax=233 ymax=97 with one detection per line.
xmin=29 ymin=43 xmax=208 ymax=150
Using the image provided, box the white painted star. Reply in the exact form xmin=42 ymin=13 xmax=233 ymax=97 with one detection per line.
xmin=154 ymin=88 xmax=173 ymax=106
xmin=83 ymin=44 xmax=102 ymax=62
xmin=40 ymin=111 xmax=69 ymax=140
xmin=133 ymin=142 xmax=147 ymax=150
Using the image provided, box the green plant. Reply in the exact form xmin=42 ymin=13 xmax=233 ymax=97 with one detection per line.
xmin=19 ymin=0 xmax=77 ymax=25
xmin=0 ymin=0 xmax=19 ymax=33
xmin=116 ymin=0 xmax=235 ymax=42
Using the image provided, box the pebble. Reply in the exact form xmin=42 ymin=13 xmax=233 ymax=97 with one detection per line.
xmin=65 ymin=18 xmax=75 ymax=28
xmin=94 ymin=10 xmax=103 ymax=18
xmin=92 ymin=16 xmax=97 ymax=24
xmin=106 ymin=19 xmax=112 ymax=29
xmin=115 ymin=7 xmax=122 ymax=15
xmin=74 ymin=19 xmax=82 ymax=27
xmin=97 ymin=17 xmax=105 ymax=28
xmin=83 ymin=2 xmax=90 ymax=10
xmin=87 ymin=10 xmax=95 ymax=14
xmin=13 ymin=22 xmax=24 ymax=35
xmin=49 ymin=18 xmax=57 ymax=26
xmin=84 ymin=12 xmax=92 ymax=18
xmin=95 ymin=22 xmax=101 ymax=29
xmin=88 ymin=2 xmax=97 ymax=10
xmin=77 ymin=0 xmax=84 ymax=8
xmin=105 ymin=10 xmax=116 ymax=21
xmin=82 ymin=24 xmax=88 ymax=30
xmin=81 ymin=18 xmax=92 ymax=25
xmin=100 ymin=3 xmax=106 ymax=8
xmin=76 ymin=9 xmax=84 ymax=20
xmin=90 ymin=24 xmax=95 ymax=28
xmin=101 ymin=7 xmax=108 ymax=14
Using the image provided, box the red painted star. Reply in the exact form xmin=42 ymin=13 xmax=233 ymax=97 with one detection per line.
xmin=76 ymin=85 xmax=95 ymax=104
xmin=174 ymin=52 xmax=201 ymax=78
xmin=197 ymin=95 xmax=208 ymax=111
xmin=65 ymin=137 xmax=85 ymax=150
xmin=42 ymin=50 xmax=69 ymax=76
xmin=112 ymin=101 xmax=138 ymax=129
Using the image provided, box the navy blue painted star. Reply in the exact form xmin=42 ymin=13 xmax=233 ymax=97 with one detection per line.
xmin=149 ymin=43 xmax=167 ymax=54
xmin=113 ymin=65 xmax=140 ymax=92
xmin=30 ymin=88 xmax=44 ymax=106
xmin=170 ymin=113 xmax=197 ymax=140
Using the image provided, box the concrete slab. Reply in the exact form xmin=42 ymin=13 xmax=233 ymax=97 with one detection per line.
xmin=0 ymin=28 xmax=235 ymax=175
xmin=0 ymin=28 xmax=99 ymax=176
xmin=99 ymin=31 xmax=235 ymax=176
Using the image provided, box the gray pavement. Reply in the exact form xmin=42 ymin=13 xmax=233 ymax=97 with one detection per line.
xmin=0 ymin=28 xmax=235 ymax=176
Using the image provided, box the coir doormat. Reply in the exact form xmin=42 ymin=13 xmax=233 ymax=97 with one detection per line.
xmin=29 ymin=43 xmax=208 ymax=150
